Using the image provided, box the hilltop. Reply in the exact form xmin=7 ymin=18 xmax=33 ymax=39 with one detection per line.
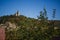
xmin=0 ymin=15 xmax=38 ymax=27
xmin=0 ymin=14 xmax=60 ymax=28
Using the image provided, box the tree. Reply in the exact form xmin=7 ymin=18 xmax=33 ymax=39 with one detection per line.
xmin=38 ymin=7 xmax=48 ymax=29
xmin=52 ymin=9 xmax=56 ymax=19
xmin=52 ymin=9 xmax=56 ymax=28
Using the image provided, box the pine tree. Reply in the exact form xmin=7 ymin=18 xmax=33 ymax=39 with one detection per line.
xmin=38 ymin=7 xmax=48 ymax=31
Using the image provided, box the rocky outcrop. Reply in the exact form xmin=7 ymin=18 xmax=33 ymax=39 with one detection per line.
xmin=0 ymin=22 xmax=17 ymax=31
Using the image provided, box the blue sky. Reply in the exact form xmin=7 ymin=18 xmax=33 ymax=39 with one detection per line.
xmin=0 ymin=0 xmax=60 ymax=20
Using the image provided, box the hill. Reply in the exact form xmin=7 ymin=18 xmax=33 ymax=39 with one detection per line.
xmin=0 ymin=15 xmax=60 ymax=40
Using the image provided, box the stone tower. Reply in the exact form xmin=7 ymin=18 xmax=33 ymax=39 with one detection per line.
xmin=14 ymin=11 xmax=20 ymax=16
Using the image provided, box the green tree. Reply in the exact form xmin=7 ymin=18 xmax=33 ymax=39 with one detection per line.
xmin=38 ymin=7 xmax=48 ymax=30
xmin=37 ymin=7 xmax=51 ymax=40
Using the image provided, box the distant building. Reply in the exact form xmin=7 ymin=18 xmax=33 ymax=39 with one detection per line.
xmin=14 ymin=11 xmax=20 ymax=16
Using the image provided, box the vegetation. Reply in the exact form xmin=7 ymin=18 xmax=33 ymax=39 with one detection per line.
xmin=0 ymin=8 xmax=60 ymax=40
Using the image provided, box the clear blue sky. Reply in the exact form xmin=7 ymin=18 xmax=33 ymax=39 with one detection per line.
xmin=0 ymin=0 xmax=60 ymax=20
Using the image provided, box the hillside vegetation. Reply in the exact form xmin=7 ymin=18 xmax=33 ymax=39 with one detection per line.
xmin=0 ymin=15 xmax=60 ymax=40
